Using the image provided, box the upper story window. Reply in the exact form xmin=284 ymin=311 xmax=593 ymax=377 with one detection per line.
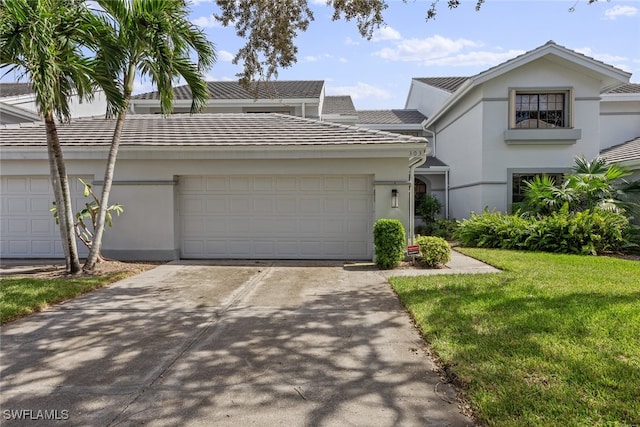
xmin=509 ymin=89 xmax=573 ymax=129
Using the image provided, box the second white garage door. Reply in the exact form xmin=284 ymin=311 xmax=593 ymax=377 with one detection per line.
xmin=179 ymin=175 xmax=374 ymax=259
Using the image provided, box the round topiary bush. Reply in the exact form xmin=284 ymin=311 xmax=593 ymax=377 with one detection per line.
xmin=373 ymin=218 xmax=406 ymax=269
xmin=415 ymin=235 xmax=451 ymax=268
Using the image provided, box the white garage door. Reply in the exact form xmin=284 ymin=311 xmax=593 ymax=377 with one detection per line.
xmin=1 ymin=176 xmax=89 ymax=258
xmin=179 ymin=175 xmax=374 ymax=259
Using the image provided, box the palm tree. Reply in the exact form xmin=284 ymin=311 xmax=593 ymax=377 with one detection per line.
xmin=0 ymin=0 xmax=111 ymax=273
xmin=517 ymin=155 xmax=640 ymax=218
xmin=83 ymin=0 xmax=216 ymax=271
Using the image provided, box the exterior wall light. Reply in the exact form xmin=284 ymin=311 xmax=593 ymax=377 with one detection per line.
xmin=391 ymin=189 xmax=399 ymax=208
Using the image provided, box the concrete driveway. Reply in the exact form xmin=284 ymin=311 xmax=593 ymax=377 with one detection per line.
xmin=1 ymin=260 xmax=474 ymax=426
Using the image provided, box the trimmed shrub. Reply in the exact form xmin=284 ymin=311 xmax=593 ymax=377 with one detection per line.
xmin=415 ymin=235 xmax=451 ymax=267
xmin=374 ymin=219 xmax=406 ymax=269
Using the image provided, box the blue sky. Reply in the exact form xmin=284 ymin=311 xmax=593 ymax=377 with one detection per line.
xmin=177 ymin=0 xmax=640 ymax=110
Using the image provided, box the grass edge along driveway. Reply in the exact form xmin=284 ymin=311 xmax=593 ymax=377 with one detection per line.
xmin=1 ymin=271 xmax=135 ymax=324
xmin=389 ymin=248 xmax=640 ymax=427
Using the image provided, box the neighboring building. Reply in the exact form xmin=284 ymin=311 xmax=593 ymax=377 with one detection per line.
xmin=405 ymin=41 xmax=637 ymax=219
xmin=130 ymin=80 xmax=326 ymax=118
xmin=0 ymin=82 xmax=108 ymax=124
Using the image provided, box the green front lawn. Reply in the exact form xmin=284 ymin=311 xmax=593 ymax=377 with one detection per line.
xmin=0 ymin=272 xmax=132 ymax=324
xmin=390 ymin=248 xmax=640 ymax=426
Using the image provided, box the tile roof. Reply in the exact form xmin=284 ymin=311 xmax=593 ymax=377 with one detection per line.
xmin=600 ymin=137 xmax=640 ymax=164
xmin=0 ymin=83 xmax=34 ymax=97
xmin=322 ymin=96 xmax=356 ymax=115
xmin=605 ymin=83 xmax=640 ymax=94
xmin=421 ymin=156 xmax=448 ymax=168
xmin=132 ymin=80 xmax=325 ymax=101
xmin=413 ymin=77 xmax=469 ymax=93
xmin=357 ymin=109 xmax=427 ymax=125
xmin=1 ymin=113 xmax=427 ymax=147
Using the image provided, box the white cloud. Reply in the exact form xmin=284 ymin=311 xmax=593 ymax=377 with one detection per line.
xmin=345 ymin=37 xmax=360 ymax=46
xmin=192 ymin=15 xmax=220 ymax=28
xmin=188 ymin=0 xmax=213 ymax=5
xmin=326 ymin=82 xmax=391 ymax=101
xmin=371 ymin=26 xmax=402 ymax=42
xmin=574 ymin=47 xmax=633 ymax=73
xmin=339 ymin=57 xmax=348 ymax=63
xmin=218 ymin=50 xmax=235 ymax=62
xmin=604 ymin=5 xmax=638 ymax=20
xmin=426 ymin=49 xmax=526 ymax=67
xmin=374 ymin=35 xmax=481 ymax=62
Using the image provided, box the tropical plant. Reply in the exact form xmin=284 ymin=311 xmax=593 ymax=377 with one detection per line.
xmin=51 ymin=179 xmax=123 ymax=260
xmin=0 ymin=0 xmax=121 ymax=273
xmin=516 ymin=155 xmax=640 ymax=218
xmin=416 ymin=194 xmax=442 ymax=226
xmin=83 ymin=0 xmax=216 ymax=271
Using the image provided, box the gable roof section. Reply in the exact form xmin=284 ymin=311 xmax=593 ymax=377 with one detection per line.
xmin=425 ymin=41 xmax=632 ymax=127
xmin=322 ymin=96 xmax=356 ymax=115
xmin=471 ymin=41 xmax=630 ymax=91
xmin=132 ymin=80 xmax=325 ymax=101
xmin=357 ymin=109 xmax=426 ymax=125
xmin=600 ymin=137 xmax=640 ymax=164
xmin=1 ymin=113 xmax=427 ymax=147
xmin=412 ymin=77 xmax=468 ymax=94
xmin=0 ymin=83 xmax=34 ymax=98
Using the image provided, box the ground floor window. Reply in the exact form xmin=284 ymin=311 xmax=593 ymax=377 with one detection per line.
xmin=512 ymin=172 xmax=564 ymax=203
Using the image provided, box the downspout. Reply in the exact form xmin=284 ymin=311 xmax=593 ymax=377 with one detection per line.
xmin=409 ymin=144 xmax=428 ymax=245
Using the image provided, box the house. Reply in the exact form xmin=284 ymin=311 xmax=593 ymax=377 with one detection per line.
xmin=0 ymin=114 xmax=428 ymax=260
xmin=405 ymin=41 xmax=637 ymax=219
xmin=0 ymin=82 xmax=108 ymax=125
xmin=2 ymin=41 xmax=639 ymax=261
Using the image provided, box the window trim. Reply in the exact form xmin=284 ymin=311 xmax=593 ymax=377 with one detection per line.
xmin=508 ymin=87 xmax=574 ymax=130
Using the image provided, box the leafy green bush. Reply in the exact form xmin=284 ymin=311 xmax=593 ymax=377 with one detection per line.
xmin=454 ymin=210 xmax=530 ymax=250
xmin=455 ymin=209 xmax=630 ymax=255
xmin=431 ymin=218 xmax=459 ymax=240
xmin=415 ymin=219 xmax=459 ymax=240
xmin=415 ymin=235 xmax=451 ymax=267
xmin=373 ymin=219 xmax=406 ymax=269
xmin=417 ymin=194 xmax=442 ymax=224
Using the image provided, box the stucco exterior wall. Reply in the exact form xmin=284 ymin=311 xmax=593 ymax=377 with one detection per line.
xmin=0 ymin=154 xmax=415 ymax=260
xmin=600 ymin=98 xmax=640 ymax=150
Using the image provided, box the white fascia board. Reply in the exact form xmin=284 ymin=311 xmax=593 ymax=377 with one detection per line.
xmin=601 ymin=93 xmax=640 ymax=102
xmin=0 ymin=142 xmax=429 ymax=161
xmin=357 ymin=123 xmax=423 ymax=131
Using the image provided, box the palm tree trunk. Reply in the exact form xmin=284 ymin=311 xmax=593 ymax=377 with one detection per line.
xmin=45 ymin=114 xmax=82 ymax=274
xmin=84 ymin=65 xmax=135 ymax=271
xmin=47 ymin=135 xmax=70 ymax=270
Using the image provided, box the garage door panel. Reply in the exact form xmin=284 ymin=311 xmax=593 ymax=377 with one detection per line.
xmin=179 ymin=175 xmax=373 ymax=259
xmin=31 ymin=219 xmax=53 ymax=234
xmin=1 ymin=176 xmax=91 ymax=258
